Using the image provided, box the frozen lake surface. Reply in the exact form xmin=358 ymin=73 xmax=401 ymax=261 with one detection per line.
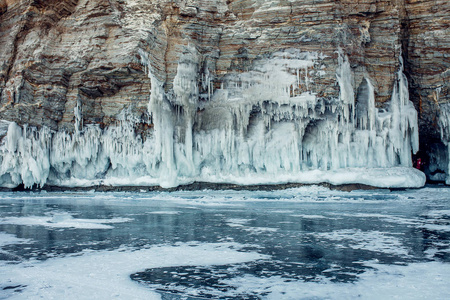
xmin=0 ymin=186 xmax=449 ymax=299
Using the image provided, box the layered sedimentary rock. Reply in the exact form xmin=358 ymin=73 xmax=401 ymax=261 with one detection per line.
xmin=0 ymin=0 xmax=448 ymax=188
xmin=402 ymin=0 xmax=450 ymax=182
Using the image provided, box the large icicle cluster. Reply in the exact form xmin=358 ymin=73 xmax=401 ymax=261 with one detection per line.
xmin=0 ymin=47 xmax=424 ymax=188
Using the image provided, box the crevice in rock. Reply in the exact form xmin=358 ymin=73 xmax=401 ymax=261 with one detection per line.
xmin=4 ymin=14 xmax=33 ymax=86
xmin=0 ymin=0 xmax=6 ymax=15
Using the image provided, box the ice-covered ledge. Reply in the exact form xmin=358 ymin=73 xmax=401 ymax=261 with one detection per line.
xmin=200 ymin=167 xmax=426 ymax=189
xmin=48 ymin=167 xmax=425 ymax=189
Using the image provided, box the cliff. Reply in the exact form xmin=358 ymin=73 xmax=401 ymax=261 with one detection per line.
xmin=0 ymin=0 xmax=448 ymax=188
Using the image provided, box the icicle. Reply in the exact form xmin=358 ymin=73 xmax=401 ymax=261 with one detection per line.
xmin=387 ymin=55 xmax=419 ymax=165
xmin=74 ymin=98 xmax=83 ymax=134
xmin=438 ymin=102 xmax=450 ymax=184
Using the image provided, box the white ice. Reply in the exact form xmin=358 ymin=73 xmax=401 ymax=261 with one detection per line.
xmin=290 ymin=214 xmax=328 ymax=219
xmin=0 ymin=213 xmax=132 ymax=229
xmin=0 ymin=232 xmax=32 ymax=248
xmin=0 ymin=47 xmax=425 ymax=189
xmin=316 ymin=229 xmax=410 ymax=256
xmin=146 ymin=211 xmax=180 ymax=215
xmin=226 ymin=218 xmax=253 ymax=227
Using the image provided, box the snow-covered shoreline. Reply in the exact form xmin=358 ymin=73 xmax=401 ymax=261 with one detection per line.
xmin=0 ymin=167 xmax=426 ymax=191
xmin=52 ymin=166 xmax=426 ymax=189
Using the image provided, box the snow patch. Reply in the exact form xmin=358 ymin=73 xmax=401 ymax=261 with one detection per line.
xmin=0 ymin=242 xmax=267 ymax=300
xmin=146 ymin=211 xmax=180 ymax=215
xmin=0 ymin=213 xmax=132 ymax=229
xmin=218 ymin=262 xmax=450 ymax=300
xmin=226 ymin=218 xmax=252 ymax=227
xmin=0 ymin=232 xmax=33 ymax=248
xmin=290 ymin=214 xmax=328 ymax=219
xmin=316 ymin=229 xmax=410 ymax=256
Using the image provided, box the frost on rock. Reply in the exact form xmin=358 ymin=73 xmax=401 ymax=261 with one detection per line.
xmin=0 ymin=48 xmax=424 ymax=189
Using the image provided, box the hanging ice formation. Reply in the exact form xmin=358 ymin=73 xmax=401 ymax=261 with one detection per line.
xmin=438 ymin=99 xmax=450 ymax=184
xmin=0 ymin=47 xmax=422 ymax=188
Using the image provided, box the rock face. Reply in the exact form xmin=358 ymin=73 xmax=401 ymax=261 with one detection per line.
xmin=0 ymin=0 xmax=448 ymax=187
xmin=0 ymin=0 xmax=151 ymax=131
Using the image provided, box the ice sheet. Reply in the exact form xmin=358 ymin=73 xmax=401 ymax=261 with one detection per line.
xmin=1 ymin=187 xmax=450 ymax=299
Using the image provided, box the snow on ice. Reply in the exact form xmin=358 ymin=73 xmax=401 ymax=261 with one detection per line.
xmin=1 ymin=187 xmax=450 ymax=299
xmin=0 ymin=242 xmax=268 ymax=300
xmin=0 ymin=213 xmax=132 ymax=229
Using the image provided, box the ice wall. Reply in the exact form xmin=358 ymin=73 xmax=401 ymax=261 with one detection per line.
xmin=0 ymin=48 xmax=422 ymax=188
